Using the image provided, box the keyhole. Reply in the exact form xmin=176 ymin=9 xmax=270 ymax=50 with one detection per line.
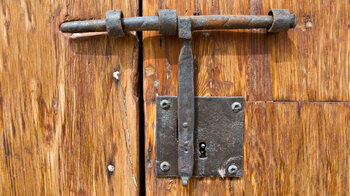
xmin=199 ymin=142 xmax=207 ymax=158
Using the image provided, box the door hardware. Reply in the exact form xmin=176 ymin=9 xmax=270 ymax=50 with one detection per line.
xmin=60 ymin=9 xmax=296 ymax=186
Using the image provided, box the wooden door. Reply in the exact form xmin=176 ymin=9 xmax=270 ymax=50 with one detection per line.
xmin=1 ymin=0 xmax=349 ymax=195
xmin=143 ymin=0 xmax=349 ymax=195
xmin=0 ymin=0 xmax=140 ymax=195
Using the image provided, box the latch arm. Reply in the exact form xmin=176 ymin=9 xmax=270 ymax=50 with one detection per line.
xmin=177 ymin=17 xmax=194 ymax=186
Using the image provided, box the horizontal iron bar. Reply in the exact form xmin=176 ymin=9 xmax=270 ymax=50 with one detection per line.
xmin=60 ymin=15 xmax=275 ymax=33
xmin=189 ymin=15 xmax=273 ymax=30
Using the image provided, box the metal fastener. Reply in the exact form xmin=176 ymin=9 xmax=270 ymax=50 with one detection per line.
xmin=160 ymin=161 xmax=170 ymax=172
xmin=105 ymin=10 xmax=125 ymax=37
xmin=158 ymin=9 xmax=178 ymax=35
xmin=232 ymin=102 xmax=242 ymax=112
xmin=60 ymin=9 xmax=295 ymax=188
xmin=107 ymin=164 xmax=115 ymax=172
xmin=60 ymin=10 xmax=296 ymax=34
xmin=268 ymin=9 xmax=296 ymax=32
xmin=182 ymin=122 xmax=189 ymax=128
xmin=113 ymin=71 xmax=120 ymax=80
xmin=160 ymin=99 xmax=170 ymax=109
xmin=228 ymin=164 xmax=238 ymax=174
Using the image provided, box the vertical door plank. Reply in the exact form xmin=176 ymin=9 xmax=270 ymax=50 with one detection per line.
xmin=0 ymin=0 xmax=139 ymax=195
xmin=259 ymin=0 xmax=349 ymax=101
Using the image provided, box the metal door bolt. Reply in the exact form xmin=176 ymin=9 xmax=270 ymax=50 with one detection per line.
xmin=60 ymin=9 xmax=296 ymax=36
xmin=60 ymin=9 xmax=296 ymax=187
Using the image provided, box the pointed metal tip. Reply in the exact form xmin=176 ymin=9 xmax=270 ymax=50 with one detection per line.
xmin=181 ymin=176 xmax=190 ymax=186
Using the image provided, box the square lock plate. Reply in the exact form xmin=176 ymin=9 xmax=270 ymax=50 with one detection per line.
xmin=156 ymin=96 xmax=244 ymax=178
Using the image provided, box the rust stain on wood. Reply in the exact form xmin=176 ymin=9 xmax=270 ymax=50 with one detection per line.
xmin=0 ymin=0 xmax=140 ymax=195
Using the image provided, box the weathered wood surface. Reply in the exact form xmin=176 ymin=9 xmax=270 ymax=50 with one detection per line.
xmin=143 ymin=0 xmax=349 ymax=195
xmin=0 ymin=0 xmax=140 ymax=195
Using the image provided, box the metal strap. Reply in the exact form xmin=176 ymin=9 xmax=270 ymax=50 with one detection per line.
xmin=177 ymin=17 xmax=194 ymax=186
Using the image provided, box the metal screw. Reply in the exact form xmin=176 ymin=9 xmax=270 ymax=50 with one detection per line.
xmin=200 ymin=143 xmax=206 ymax=148
xmin=232 ymin=102 xmax=242 ymax=112
xmin=107 ymin=164 xmax=115 ymax=172
xmin=228 ymin=164 xmax=238 ymax=174
xmin=160 ymin=161 xmax=170 ymax=172
xmin=154 ymin=80 xmax=160 ymax=87
xmin=113 ymin=71 xmax=120 ymax=80
xmin=182 ymin=122 xmax=188 ymax=128
xmin=160 ymin=100 xmax=170 ymax=109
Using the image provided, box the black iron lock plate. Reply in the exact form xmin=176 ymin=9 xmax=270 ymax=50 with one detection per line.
xmin=156 ymin=96 xmax=244 ymax=177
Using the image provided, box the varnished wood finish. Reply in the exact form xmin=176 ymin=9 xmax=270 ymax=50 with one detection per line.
xmin=143 ymin=0 xmax=349 ymax=195
xmin=233 ymin=102 xmax=350 ymax=195
xmin=0 ymin=0 xmax=139 ymax=195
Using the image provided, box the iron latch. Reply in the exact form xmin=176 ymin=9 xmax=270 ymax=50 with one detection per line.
xmin=60 ymin=9 xmax=296 ymax=186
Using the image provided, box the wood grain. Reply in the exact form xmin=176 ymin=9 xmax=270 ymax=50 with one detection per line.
xmin=231 ymin=102 xmax=350 ymax=195
xmin=0 ymin=0 xmax=140 ymax=195
xmin=145 ymin=100 xmax=350 ymax=195
xmin=267 ymin=0 xmax=349 ymax=101
xmin=143 ymin=0 xmax=350 ymax=195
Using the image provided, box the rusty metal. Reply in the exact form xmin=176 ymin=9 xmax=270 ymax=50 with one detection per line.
xmin=105 ymin=10 xmax=125 ymax=37
xmin=158 ymin=10 xmax=178 ymax=35
xmin=177 ymin=17 xmax=195 ymax=186
xmin=189 ymin=15 xmax=273 ymax=30
xmin=60 ymin=20 xmax=107 ymax=33
xmin=60 ymin=16 xmax=159 ymax=33
xmin=60 ymin=10 xmax=296 ymax=34
xmin=178 ymin=18 xmax=192 ymax=39
xmin=156 ymin=96 xmax=244 ymax=177
xmin=60 ymin=9 xmax=295 ymax=187
xmin=268 ymin=9 xmax=296 ymax=32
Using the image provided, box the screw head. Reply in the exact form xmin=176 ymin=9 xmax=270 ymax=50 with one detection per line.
xmin=160 ymin=161 xmax=170 ymax=172
xmin=160 ymin=100 xmax=170 ymax=109
xmin=200 ymin=143 xmax=206 ymax=149
xmin=228 ymin=164 xmax=238 ymax=174
xmin=107 ymin=164 xmax=115 ymax=172
xmin=232 ymin=102 xmax=242 ymax=112
xmin=112 ymin=71 xmax=120 ymax=80
xmin=182 ymin=122 xmax=189 ymax=128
